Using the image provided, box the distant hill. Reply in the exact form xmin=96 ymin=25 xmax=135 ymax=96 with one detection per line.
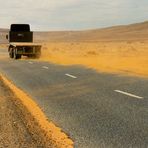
xmin=34 ymin=21 xmax=148 ymax=42
xmin=0 ymin=21 xmax=148 ymax=43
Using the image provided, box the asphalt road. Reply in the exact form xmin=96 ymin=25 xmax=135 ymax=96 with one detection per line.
xmin=0 ymin=49 xmax=148 ymax=148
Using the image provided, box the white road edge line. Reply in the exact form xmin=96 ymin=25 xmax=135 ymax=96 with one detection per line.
xmin=42 ymin=66 xmax=49 ymax=69
xmin=114 ymin=90 xmax=144 ymax=99
xmin=65 ymin=74 xmax=77 ymax=79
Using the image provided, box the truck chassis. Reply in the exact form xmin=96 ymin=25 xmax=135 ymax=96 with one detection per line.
xmin=8 ymin=42 xmax=41 ymax=59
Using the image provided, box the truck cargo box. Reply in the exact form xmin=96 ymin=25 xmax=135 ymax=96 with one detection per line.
xmin=6 ymin=24 xmax=42 ymax=59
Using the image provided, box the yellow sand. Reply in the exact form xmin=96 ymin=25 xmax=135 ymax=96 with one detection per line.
xmin=1 ymin=74 xmax=73 ymax=148
xmin=39 ymin=41 xmax=148 ymax=77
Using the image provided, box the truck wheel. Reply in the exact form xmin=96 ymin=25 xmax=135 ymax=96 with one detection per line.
xmin=14 ymin=52 xmax=17 ymax=59
xmin=9 ymin=49 xmax=14 ymax=58
xmin=14 ymin=50 xmax=21 ymax=59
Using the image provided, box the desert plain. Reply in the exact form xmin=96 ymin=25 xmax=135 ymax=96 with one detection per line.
xmin=35 ymin=21 xmax=148 ymax=77
xmin=40 ymin=41 xmax=148 ymax=77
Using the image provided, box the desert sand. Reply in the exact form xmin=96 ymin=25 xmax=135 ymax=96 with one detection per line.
xmin=40 ymin=41 xmax=148 ymax=77
xmin=36 ymin=21 xmax=148 ymax=77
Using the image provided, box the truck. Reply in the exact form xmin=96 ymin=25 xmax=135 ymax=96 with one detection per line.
xmin=6 ymin=24 xmax=41 ymax=59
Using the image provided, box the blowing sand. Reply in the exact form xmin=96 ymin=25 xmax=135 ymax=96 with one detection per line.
xmin=40 ymin=41 xmax=148 ymax=77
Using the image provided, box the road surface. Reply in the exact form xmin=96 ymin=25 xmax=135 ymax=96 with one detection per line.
xmin=0 ymin=49 xmax=148 ymax=148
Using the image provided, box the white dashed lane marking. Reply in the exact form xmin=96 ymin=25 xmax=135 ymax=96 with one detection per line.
xmin=65 ymin=74 xmax=77 ymax=79
xmin=114 ymin=90 xmax=144 ymax=99
xmin=42 ymin=66 xmax=49 ymax=69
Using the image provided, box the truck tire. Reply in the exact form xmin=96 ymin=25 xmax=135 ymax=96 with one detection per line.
xmin=14 ymin=49 xmax=21 ymax=59
xmin=8 ymin=47 xmax=14 ymax=58
xmin=9 ymin=48 xmax=14 ymax=58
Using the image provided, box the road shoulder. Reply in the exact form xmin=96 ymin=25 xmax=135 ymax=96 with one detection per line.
xmin=0 ymin=74 xmax=73 ymax=148
xmin=0 ymin=77 xmax=43 ymax=147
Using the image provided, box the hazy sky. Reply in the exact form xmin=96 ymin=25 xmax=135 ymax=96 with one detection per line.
xmin=0 ymin=0 xmax=147 ymax=31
